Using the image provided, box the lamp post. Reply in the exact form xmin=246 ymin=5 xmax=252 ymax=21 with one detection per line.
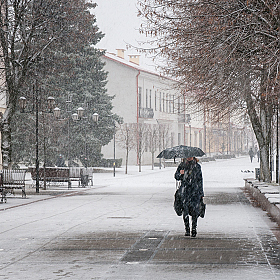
xmin=113 ymin=119 xmax=116 ymax=177
xmin=53 ymin=105 xmax=99 ymax=169
xmin=276 ymin=99 xmax=279 ymax=184
xmin=19 ymin=93 xmax=55 ymax=193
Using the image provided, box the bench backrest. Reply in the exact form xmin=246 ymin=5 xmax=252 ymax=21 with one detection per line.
xmin=29 ymin=167 xmax=70 ymax=180
xmin=69 ymin=167 xmax=93 ymax=178
xmin=69 ymin=167 xmax=80 ymax=178
xmin=0 ymin=169 xmax=27 ymax=184
xmin=82 ymin=167 xmax=93 ymax=177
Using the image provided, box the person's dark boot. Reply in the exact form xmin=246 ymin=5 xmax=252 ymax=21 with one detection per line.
xmin=191 ymin=228 xmax=197 ymax=237
xmin=185 ymin=227 xmax=190 ymax=236
xmin=184 ymin=215 xmax=190 ymax=236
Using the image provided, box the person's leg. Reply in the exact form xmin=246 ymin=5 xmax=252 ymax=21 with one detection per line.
xmin=183 ymin=212 xmax=190 ymax=236
xmin=191 ymin=215 xmax=198 ymax=237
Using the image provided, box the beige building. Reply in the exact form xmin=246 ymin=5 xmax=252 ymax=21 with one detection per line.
xmin=101 ymin=50 xmax=205 ymax=165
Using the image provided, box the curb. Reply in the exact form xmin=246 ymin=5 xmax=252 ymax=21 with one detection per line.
xmin=0 ymin=188 xmax=90 ymax=211
xmin=244 ymin=178 xmax=280 ymax=226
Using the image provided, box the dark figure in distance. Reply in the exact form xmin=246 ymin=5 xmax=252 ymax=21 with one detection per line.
xmin=174 ymin=157 xmax=204 ymax=237
xmin=257 ymin=150 xmax=260 ymax=162
xmin=56 ymin=154 xmax=66 ymax=167
xmin=249 ymin=148 xmax=254 ymax=163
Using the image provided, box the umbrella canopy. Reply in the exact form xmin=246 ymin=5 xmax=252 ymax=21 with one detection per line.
xmin=157 ymin=145 xmax=205 ymax=159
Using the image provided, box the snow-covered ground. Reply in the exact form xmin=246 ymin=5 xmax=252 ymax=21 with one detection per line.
xmin=1 ymin=156 xmax=280 ymax=280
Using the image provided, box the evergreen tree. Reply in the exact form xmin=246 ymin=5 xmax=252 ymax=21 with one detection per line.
xmin=10 ymin=3 xmax=120 ymax=167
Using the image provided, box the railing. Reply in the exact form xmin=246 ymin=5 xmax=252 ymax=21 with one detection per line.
xmin=178 ymin=113 xmax=191 ymax=123
xmin=0 ymin=169 xmax=27 ymax=202
xmin=139 ymin=107 xmax=154 ymax=118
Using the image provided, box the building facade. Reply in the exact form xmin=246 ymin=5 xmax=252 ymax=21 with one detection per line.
xmin=101 ymin=50 xmax=205 ymax=165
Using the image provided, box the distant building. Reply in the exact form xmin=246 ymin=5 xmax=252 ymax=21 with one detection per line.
xmin=101 ymin=50 xmax=205 ymax=165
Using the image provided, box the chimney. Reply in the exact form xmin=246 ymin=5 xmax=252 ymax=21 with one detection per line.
xmin=128 ymin=55 xmax=140 ymax=65
xmin=116 ymin=49 xmax=125 ymax=59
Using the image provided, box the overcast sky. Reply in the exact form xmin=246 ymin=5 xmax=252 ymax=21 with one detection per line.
xmin=93 ymin=0 xmax=156 ymax=70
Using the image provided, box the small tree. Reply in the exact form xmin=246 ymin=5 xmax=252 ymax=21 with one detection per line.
xmin=116 ymin=123 xmax=134 ymax=174
xmin=132 ymin=122 xmax=149 ymax=172
xmin=158 ymin=123 xmax=171 ymax=167
xmin=148 ymin=124 xmax=159 ymax=170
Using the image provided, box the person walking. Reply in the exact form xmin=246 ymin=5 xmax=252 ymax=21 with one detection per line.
xmin=249 ymin=148 xmax=254 ymax=163
xmin=174 ymin=157 xmax=204 ymax=237
xmin=257 ymin=150 xmax=260 ymax=162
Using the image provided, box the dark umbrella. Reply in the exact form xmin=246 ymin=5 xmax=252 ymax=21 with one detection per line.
xmin=157 ymin=145 xmax=205 ymax=159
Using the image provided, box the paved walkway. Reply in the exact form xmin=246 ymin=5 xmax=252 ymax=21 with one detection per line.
xmin=0 ymin=156 xmax=279 ymax=279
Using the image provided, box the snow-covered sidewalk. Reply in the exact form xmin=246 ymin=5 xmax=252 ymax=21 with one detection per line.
xmin=1 ymin=156 xmax=280 ymax=280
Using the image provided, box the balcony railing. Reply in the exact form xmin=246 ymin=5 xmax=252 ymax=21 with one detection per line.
xmin=139 ymin=107 xmax=154 ymax=118
xmin=178 ymin=113 xmax=191 ymax=123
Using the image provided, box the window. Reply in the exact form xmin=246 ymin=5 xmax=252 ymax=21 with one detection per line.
xmin=194 ymin=132 xmax=198 ymax=147
xmin=199 ymin=132 xmax=203 ymax=149
xmin=172 ymin=95 xmax=175 ymax=113
xmin=150 ymin=90 xmax=152 ymax=108
xmin=146 ymin=89 xmax=148 ymax=108
xmin=178 ymin=133 xmax=181 ymax=145
xmin=171 ymin=132 xmax=174 ymax=147
xmin=159 ymin=92 xmax=162 ymax=111
xmin=155 ymin=92 xmax=157 ymax=111
xmin=185 ymin=132 xmax=189 ymax=146
xmin=163 ymin=93 xmax=165 ymax=112
xmin=138 ymin=87 xmax=142 ymax=108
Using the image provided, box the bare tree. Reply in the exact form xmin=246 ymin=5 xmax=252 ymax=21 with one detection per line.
xmin=158 ymin=122 xmax=171 ymax=167
xmin=131 ymin=122 xmax=149 ymax=172
xmin=138 ymin=0 xmax=280 ymax=181
xmin=147 ymin=124 xmax=158 ymax=170
xmin=0 ymin=0 xmax=99 ymax=168
xmin=116 ymin=123 xmax=134 ymax=174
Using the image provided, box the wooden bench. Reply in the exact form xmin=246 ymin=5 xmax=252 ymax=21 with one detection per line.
xmin=69 ymin=167 xmax=93 ymax=187
xmin=0 ymin=169 xmax=27 ymax=203
xmin=29 ymin=167 xmax=71 ymax=188
xmin=28 ymin=167 xmax=93 ymax=189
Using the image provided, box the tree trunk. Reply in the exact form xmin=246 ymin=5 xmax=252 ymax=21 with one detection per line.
xmin=125 ymin=146 xmax=128 ymax=174
xmin=139 ymin=155 xmax=142 ymax=172
xmin=138 ymin=147 xmax=142 ymax=172
xmin=1 ymin=118 xmax=11 ymax=169
xmin=244 ymin=72 xmax=272 ymax=182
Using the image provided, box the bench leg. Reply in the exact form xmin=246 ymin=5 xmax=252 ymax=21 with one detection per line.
xmin=1 ymin=189 xmax=7 ymax=203
xmin=22 ymin=188 xmax=26 ymax=198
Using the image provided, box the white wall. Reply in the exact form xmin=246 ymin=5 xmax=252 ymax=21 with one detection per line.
xmin=101 ymin=55 xmax=204 ymax=166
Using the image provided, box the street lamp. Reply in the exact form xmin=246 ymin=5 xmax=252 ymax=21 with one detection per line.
xmin=93 ymin=113 xmax=99 ymax=123
xmin=19 ymin=94 xmax=56 ymax=193
xmin=113 ymin=119 xmax=116 ymax=177
xmin=53 ymin=104 xmax=99 ymax=168
xmin=75 ymin=107 xmax=99 ymax=169
xmin=107 ymin=114 xmax=117 ymax=176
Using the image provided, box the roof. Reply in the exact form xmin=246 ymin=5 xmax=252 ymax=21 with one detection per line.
xmin=103 ymin=52 xmax=176 ymax=82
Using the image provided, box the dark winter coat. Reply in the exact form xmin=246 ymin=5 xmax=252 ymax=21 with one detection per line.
xmin=174 ymin=160 xmax=204 ymax=217
xmin=249 ymin=148 xmax=254 ymax=158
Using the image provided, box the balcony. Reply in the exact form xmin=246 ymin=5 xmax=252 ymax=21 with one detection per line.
xmin=178 ymin=114 xmax=191 ymax=123
xmin=139 ymin=107 xmax=154 ymax=119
